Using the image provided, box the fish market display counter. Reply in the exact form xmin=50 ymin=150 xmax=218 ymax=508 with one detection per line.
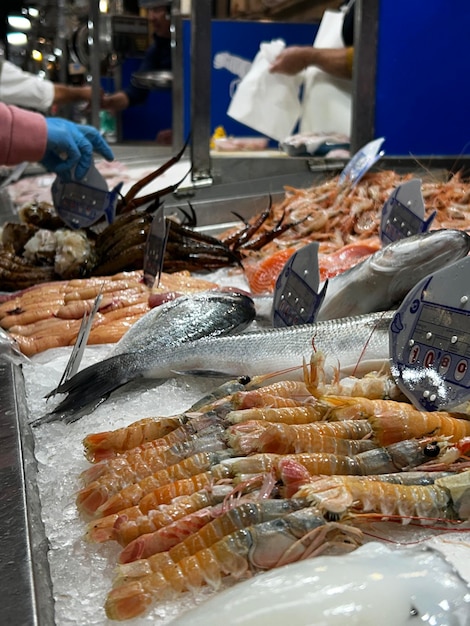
xmin=2 ymin=157 xmax=470 ymax=625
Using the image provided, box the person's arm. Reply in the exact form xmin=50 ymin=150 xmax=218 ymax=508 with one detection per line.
xmin=52 ymin=84 xmax=94 ymax=107
xmin=269 ymin=46 xmax=353 ymax=80
xmin=0 ymin=61 xmax=95 ymax=111
xmin=0 ymin=102 xmax=47 ymax=164
xmin=0 ymin=60 xmax=55 ymax=111
xmin=0 ymin=102 xmax=114 ymax=179
xmin=101 ymin=91 xmax=130 ymax=113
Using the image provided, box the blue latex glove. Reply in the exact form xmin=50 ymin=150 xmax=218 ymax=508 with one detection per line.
xmin=41 ymin=118 xmax=114 ymax=180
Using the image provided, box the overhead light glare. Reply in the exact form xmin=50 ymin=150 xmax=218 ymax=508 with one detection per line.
xmin=7 ymin=32 xmax=28 ymax=46
xmin=8 ymin=15 xmax=31 ymax=31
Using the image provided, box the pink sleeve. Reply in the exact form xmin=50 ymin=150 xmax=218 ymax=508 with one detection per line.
xmin=0 ymin=103 xmax=47 ymax=165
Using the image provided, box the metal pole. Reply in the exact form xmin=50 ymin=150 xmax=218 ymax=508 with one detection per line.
xmin=171 ymin=0 xmax=184 ymax=151
xmin=89 ymin=0 xmax=102 ymax=130
xmin=351 ymin=0 xmax=379 ymax=152
xmin=190 ymin=0 xmax=212 ymax=183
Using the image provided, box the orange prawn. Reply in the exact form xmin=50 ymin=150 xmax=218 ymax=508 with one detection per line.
xmin=77 ymin=422 xmax=227 ymax=516
xmin=226 ymin=404 xmax=327 ymax=425
xmin=96 ymin=451 xmax=233 ymax=518
xmin=82 ymin=376 xmax=266 ymax=464
xmin=226 ymin=419 xmax=375 ymax=456
xmin=311 ymin=395 xmax=470 ymax=445
xmin=88 ymin=486 xmax=233 ymax=545
xmin=105 ymin=508 xmax=362 ymax=620
xmin=83 ymin=416 xmax=183 ymax=463
xmin=228 ymin=421 xmax=377 ymax=456
xmin=295 ymin=470 xmax=470 ymax=522
xmin=116 ymin=498 xmax=307 ymax=573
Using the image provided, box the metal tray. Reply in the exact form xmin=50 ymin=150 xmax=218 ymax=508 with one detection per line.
xmin=0 ymin=361 xmax=55 ymax=625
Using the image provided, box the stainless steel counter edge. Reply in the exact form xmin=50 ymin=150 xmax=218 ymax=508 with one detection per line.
xmin=0 ymin=361 xmax=55 ymax=625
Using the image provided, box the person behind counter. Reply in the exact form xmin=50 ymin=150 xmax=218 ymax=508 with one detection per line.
xmin=269 ymin=0 xmax=355 ymax=79
xmin=100 ymin=0 xmax=172 ymax=144
xmin=0 ymin=102 xmax=114 ymax=179
xmin=0 ymin=59 xmax=93 ymax=112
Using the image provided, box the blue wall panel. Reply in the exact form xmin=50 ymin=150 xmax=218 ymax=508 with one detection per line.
xmin=374 ymin=0 xmax=470 ymax=156
xmin=182 ymin=19 xmax=318 ymax=142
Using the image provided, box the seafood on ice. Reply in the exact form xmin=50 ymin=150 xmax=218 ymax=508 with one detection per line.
xmin=54 ymin=349 xmax=470 ymax=623
xmin=25 ymin=326 xmax=470 ymax=625
xmin=5 ymin=167 xmax=470 ymax=293
xmin=0 ymin=269 xmax=220 ymax=356
xmin=42 ymin=309 xmax=395 ymax=422
xmin=38 ymin=289 xmax=256 ymax=422
xmin=315 ymin=228 xmax=470 ymax=320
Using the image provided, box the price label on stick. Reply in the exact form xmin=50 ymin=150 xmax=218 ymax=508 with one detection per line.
xmin=56 ymin=290 xmax=103 ymax=390
xmin=271 ymin=242 xmax=327 ymax=327
xmin=389 ymin=256 xmax=470 ymax=411
xmin=338 ymin=137 xmax=385 ymax=190
xmin=380 ymin=178 xmax=435 ymax=245
xmin=143 ymin=204 xmax=169 ymax=289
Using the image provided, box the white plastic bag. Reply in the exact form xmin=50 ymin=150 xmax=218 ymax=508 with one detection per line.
xmin=227 ymin=39 xmax=303 ymax=142
xmin=300 ymin=10 xmax=352 ymax=137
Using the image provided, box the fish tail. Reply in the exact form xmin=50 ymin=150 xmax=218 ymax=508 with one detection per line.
xmin=38 ymin=353 xmax=140 ymax=423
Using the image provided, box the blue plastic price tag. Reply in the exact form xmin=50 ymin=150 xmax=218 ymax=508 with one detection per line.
xmin=143 ymin=204 xmax=169 ymax=288
xmin=271 ymin=242 xmax=327 ymax=327
xmin=338 ymin=137 xmax=385 ymax=190
xmin=380 ymin=178 xmax=435 ymax=245
xmin=389 ymin=256 xmax=470 ymax=411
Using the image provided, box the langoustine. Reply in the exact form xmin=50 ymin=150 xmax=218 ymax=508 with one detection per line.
xmin=73 ymin=359 xmax=470 ymax=622
xmin=295 ymin=470 xmax=470 ymax=523
xmin=104 ymin=507 xmax=362 ymax=621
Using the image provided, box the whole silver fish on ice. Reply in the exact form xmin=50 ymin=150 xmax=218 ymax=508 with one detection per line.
xmin=316 ymin=229 xmax=470 ymax=320
xmin=38 ymin=290 xmax=256 ymax=423
xmin=39 ymin=228 xmax=470 ymax=423
xmin=42 ymin=309 xmax=394 ymax=423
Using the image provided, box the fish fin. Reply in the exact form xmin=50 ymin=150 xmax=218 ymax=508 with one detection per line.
xmin=32 ymin=396 xmax=109 ymax=426
xmin=37 ymin=353 xmax=139 ymax=423
xmin=170 ymin=369 xmax=235 ymax=378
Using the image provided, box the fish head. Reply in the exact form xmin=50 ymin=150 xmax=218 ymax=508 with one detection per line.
xmin=370 ymin=229 xmax=470 ymax=303
xmin=202 ymin=289 xmax=257 ymax=335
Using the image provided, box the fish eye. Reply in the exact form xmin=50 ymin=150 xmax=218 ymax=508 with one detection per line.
xmin=238 ymin=375 xmax=251 ymax=385
xmin=423 ymin=441 xmax=440 ymax=457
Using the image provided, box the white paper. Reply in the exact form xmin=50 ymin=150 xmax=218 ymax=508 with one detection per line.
xmin=227 ymin=39 xmax=303 ymax=142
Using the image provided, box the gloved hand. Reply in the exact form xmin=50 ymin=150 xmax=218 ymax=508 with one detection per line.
xmin=41 ymin=118 xmax=114 ymax=180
